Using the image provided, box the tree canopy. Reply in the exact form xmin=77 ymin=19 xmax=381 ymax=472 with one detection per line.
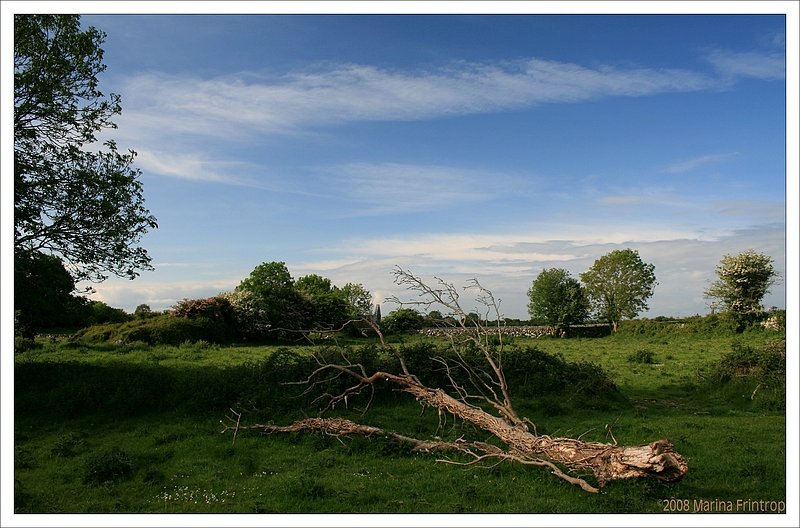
xmin=704 ymin=250 xmax=777 ymax=330
xmin=580 ymin=249 xmax=657 ymax=333
xmin=527 ymin=268 xmax=590 ymax=330
xmin=14 ymin=14 xmax=157 ymax=283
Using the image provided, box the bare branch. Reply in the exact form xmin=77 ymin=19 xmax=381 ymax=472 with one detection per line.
xmin=222 ymin=266 xmax=689 ymax=493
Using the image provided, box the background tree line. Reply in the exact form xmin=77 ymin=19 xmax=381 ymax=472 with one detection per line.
xmin=12 ymin=15 xmax=782 ymax=342
xmin=527 ymin=248 xmax=779 ymax=334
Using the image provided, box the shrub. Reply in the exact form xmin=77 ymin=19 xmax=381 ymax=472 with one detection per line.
xmin=171 ymin=296 xmax=234 ymax=321
xmin=713 ymin=340 xmax=785 ymax=383
xmin=627 ymin=349 xmax=656 ymax=364
xmin=71 ymin=314 xmax=233 ymax=346
xmin=51 ymin=432 xmax=85 ymax=457
xmin=14 ymin=336 xmax=42 ymax=354
xmin=83 ymin=447 xmax=133 ymax=485
xmin=84 ymin=300 xmax=131 ymax=325
xmin=701 ymin=340 xmax=786 ymax=411
xmin=380 ymin=308 xmax=426 ymax=335
xmin=501 ymin=346 xmax=621 ymax=407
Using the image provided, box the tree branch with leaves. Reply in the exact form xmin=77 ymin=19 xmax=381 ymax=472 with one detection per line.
xmin=14 ymin=14 xmax=157 ymax=284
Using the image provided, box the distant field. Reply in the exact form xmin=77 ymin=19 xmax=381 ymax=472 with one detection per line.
xmin=13 ymin=329 xmax=786 ymax=514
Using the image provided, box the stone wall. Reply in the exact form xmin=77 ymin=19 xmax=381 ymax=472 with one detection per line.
xmin=416 ymin=324 xmax=610 ymax=339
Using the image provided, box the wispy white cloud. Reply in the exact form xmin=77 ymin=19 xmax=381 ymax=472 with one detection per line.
xmin=323 ymin=162 xmax=509 ymax=215
xmin=599 ymin=195 xmax=643 ymax=206
xmin=705 ymin=49 xmax=785 ymax=80
xmin=660 ymin=152 xmax=738 ymax=174
xmin=89 ymin=222 xmax=786 ymax=318
xmin=342 ymin=226 xmax=716 ymax=265
xmin=135 ymin=149 xmax=328 ymax=196
xmin=116 ymin=56 xmax=728 ymax=144
xmin=711 ymin=200 xmax=786 ymax=222
xmin=136 ymin=149 xmax=251 ymax=184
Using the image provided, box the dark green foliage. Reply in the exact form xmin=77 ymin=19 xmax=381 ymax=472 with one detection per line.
xmin=700 ymin=340 xmax=785 ymax=411
xmin=499 ymin=346 xmax=624 ymax=410
xmin=620 ymin=313 xmax=736 ymax=337
xmin=580 ymin=249 xmax=657 ymax=332
xmin=14 ymin=341 xmax=623 ymax=421
xmin=14 ymin=251 xmax=88 ymax=335
xmin=14 ymin=336 xmax=42 ymax=354
xmin=527 ymin=268 xmax=590 ymax=330
xmin=14 ymin=15 xmax=157 ymax=283
xmin=83 ymin=447 xmax=133 ymax=485
xmin=51 ymin=432 xmax=85 ymax=457
xmin=235 ymin=261 xmax=307 ymax=337
xmin=627 ymin=349 xmax=656 ymax=364
xmin=380 ymin=308 xmax=426 ymax=334
xmin=712 ymin=340 xmax=785 ymax=384
xmin=71 ymin=314 xmax=231 ymax=346
xmin=84 ymin=300 xmax=131 ymax=325
xmin=133 ymin=304 xmax=153 ymax=318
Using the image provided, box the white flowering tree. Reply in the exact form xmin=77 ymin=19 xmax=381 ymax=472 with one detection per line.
xmin=704 ymin=250 xmax=778 ymax=329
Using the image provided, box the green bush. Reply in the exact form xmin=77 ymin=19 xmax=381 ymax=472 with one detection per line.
xmin=71 ymin=314 xmax=233 ymax=346
xmin=619 ymin=313 xmax=742 ymax=337
xmin=500 ymin=346 xmax=623 ymax=408
xmin=14 ymin=336 xmax=42 ymax=353
xmin=380 ymin=308 xmax=426 ymax=335
xmin=627 ymin=349 xmax=656 ymax=364
xmin=51 ymin=432 xmax=85 ymax=457
xmin=713 ymin=340 xmax=785 ymax=383
xmin=83 ymin=447 xmax=133 ymax=485
xmin=701 ymin=340 xmax=786 ymax=411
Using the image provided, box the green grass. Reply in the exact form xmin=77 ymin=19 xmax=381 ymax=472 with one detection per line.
xmin=14 ymin=329 xmax=786 ymax=513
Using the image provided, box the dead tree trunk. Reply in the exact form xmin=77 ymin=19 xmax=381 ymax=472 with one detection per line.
xmin=222 ymin=267 xmax=688 ymax=493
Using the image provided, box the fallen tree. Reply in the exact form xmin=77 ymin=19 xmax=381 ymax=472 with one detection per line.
xmin=222 ymin=267 xmax=687 ymax=494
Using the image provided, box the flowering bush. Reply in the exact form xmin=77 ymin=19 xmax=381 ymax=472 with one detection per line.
xmin=218 ymin=289 xmax=272 ymax=340
xmin=704 ymin=250 xmax=778 ymax=331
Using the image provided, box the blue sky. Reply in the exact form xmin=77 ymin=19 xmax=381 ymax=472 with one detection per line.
xmin=6 ymin=4 xmax=796 ymax=320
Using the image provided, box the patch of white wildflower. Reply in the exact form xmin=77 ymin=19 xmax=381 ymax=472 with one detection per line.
xmin=155 ymin=485 xmax=236 ymax=505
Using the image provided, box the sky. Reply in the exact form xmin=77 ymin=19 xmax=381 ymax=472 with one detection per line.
xmin=5 ymin=2 xmax=797 ymax=320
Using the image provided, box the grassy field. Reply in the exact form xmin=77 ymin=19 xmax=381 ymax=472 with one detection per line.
xmin=13 ymin=328 xmax=786 ymax=514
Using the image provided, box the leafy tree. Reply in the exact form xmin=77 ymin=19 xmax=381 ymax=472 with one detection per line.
xmin=14 ymin=15 xmax=157 ymax=283
xmin=134 ymin=304 xmax=153 ymax=318
xmin=237 ymin=261 xmax=294 ymax=297
xmin=580 ymin=249 xmax=657 ymax=333
xmin=295 ymin=274 xmax=333 ymax=296
xmin=425 ymin=309 xmax=457 ymax=327
xmin=331 ymin=282 xmax=374 ymax=336
xmin=704 ymin=250 xmax=778 ymax=331
xmin=295 ymin=274 xmax=349 ymax=330
xmin=527 ymin=268 xmax=590 ymax=330
xmin=236 ymin=261 xmax=306 ymax=337
xmin=380 ymin=308 xmax=426 ymax=335
xmin=14 ymin=251 xmax=86 ymax=335
xmin=83 ymin=300 xmax=130 ymax=326
xmin=219 ymin=289 xmax=271 ymax=340
xmin=338 ymin=283 xmax=374 ymax=320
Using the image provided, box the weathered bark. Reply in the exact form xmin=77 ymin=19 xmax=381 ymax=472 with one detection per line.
xmin=222 ymin=268 xmax=689 ymax=493
xmin=382 ymin=372 xmax=687 ymax=486
xmin=224 ymin=369 xmax=688 ymax=492
xmin=228 ymin=416 xmax=602 ymax=493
